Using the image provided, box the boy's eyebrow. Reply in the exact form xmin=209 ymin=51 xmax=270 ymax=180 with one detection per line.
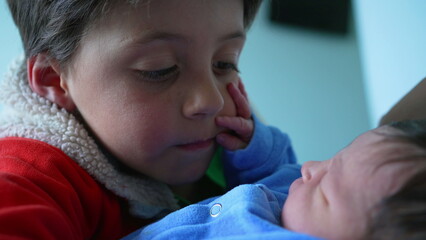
xmin=130 ymin=30 xmax=246 ymax=45
xmin=131 ymin=31 xmax=184 ymax=44
xmin=218 ymin=31 xmax=246 ymax=42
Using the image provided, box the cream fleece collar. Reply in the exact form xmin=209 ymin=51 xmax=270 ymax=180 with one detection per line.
xmin=0 ymin=57 xmax=179 ymax=218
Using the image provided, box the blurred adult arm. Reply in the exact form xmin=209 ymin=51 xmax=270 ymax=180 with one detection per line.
xmin=380 ymin=78 xmax=426 ymax=126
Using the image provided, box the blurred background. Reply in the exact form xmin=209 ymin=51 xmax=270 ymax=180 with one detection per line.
xmin=1 ymin=0 xmax=425 ymax=163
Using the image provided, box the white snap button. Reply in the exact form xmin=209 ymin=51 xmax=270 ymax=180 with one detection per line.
xmin=210 ymin=203 xmax=222 ymax=217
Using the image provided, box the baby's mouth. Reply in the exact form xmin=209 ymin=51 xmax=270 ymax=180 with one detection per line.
xmin=288 ymin=177 xmax=303 ymax=194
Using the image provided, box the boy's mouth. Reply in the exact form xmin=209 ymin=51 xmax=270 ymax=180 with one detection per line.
xmin=177 ymin=138 xmax=214 ymax=151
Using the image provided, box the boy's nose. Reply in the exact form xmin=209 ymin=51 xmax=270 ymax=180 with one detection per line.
xmin=301 ymin=160 xmax=325 ymax=182
xmin=182 ymin=74 xmax=224 ymax=119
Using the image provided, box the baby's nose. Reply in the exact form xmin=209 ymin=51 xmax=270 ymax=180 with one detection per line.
xmin=301 ymin=161 xmax=322 ymax=182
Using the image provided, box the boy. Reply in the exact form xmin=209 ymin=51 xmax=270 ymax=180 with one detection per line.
xmin=0 ymin=1 xmax=265 ymax=239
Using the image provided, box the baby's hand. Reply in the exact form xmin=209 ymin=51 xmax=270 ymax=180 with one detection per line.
xmin=216 ymin=79 xmax=254 ymax=150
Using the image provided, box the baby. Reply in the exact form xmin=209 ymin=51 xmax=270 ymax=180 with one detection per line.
xmin=122 ymin=119 xmax=426 ymax=240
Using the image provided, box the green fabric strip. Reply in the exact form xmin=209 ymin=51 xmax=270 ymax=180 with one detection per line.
xmin=206 ymin=147 xmax=226 ymax=189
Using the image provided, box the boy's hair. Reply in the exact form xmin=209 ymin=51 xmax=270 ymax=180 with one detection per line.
xmin=367 ymin=120 xmax=426 ymax=240
xmin=7 ymin=0 xmax=262 ymax=66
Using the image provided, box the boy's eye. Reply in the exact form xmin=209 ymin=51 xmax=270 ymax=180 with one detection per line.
xmin=136 ymin=65 xmax=178 ymax=82
xmin=213 ymin=61 xmax=240 ymax=74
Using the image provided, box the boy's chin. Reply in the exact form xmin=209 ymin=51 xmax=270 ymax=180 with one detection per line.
xmin=165 ymin=170 xmax=206 ymax=186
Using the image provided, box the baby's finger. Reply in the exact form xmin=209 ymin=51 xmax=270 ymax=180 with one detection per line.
xmin=216 ymin=133 xmax=247 ymax=150
xmin=237 ymin=78 xmax=248 ymax=99
xmin=228 ymin=83 xmax=251 ymax=119
xmin=216 ymin=116 xmax=253 ymax=141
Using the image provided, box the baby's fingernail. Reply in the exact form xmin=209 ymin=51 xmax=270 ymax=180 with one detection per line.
xmin=227 ymin=82 xmax=236 ymax=90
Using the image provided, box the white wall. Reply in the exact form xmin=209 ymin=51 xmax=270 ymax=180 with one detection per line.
xmin=354 ymin=0 xmax=426 ymax=127
xmin=0 ymin=3 xmax=22 ymax=113
xmin=240 ymin=1 xmax=370 ymax=162
xmin=0 ymin=2 xmax=22 ymax=79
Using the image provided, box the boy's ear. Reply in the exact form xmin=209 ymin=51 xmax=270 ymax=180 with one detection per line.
xmin=27 ymin=53 xmax=76 ymax=111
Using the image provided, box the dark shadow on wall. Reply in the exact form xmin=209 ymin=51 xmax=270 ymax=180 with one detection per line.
xmin=270 ymin=0 xmax=351 ymax=35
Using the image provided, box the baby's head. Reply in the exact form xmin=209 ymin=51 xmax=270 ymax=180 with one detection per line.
xmin=7 ymin=0 xmax=261 ymax=185
xmin=283 ymin=120 xmax=426 ymax=240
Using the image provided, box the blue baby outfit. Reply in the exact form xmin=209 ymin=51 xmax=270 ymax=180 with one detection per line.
xmin=122 ymin=116 xmax=322 ymax=240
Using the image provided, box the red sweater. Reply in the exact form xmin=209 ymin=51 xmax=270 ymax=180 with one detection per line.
xmin=0 ymin=137 xmax=148 ymax=240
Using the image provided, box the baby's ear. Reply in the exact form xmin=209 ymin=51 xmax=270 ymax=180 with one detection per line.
xmin=27 ymin=53 xmax=76 ymax=111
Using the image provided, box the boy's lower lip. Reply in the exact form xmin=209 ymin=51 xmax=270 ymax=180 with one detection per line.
xmin=177 ymin=139 xmax=214 ymax=151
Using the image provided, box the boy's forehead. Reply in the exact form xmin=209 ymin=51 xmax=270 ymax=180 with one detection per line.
xmin=91 ymin=0 xmax=244 ymax=38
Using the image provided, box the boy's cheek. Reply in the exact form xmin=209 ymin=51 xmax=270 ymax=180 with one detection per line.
xmin=218 ymin=85 xmax=237 ymax=117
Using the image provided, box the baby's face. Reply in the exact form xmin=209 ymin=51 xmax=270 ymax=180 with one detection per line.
xmin=61 ymin=0 xmax=245 ymax=184
xmin=283 ymin=127 xmax=419 ymax=240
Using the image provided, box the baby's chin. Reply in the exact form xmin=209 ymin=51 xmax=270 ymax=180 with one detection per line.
xmin=280 ymin=202 xmax=291 ymax=229
xmin=280 ymin=203 xmax=317 ymax=237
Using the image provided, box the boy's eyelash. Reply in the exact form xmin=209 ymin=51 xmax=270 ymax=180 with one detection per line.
xmin=136 ymin=61 xmax=238 ymax=82
xmin=137 ymin=65 xmax=179 ymax=82
xmin=213 ymin=61 xmax=240 ymax=73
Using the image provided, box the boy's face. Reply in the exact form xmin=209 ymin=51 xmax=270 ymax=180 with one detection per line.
xmin=61 ymin=0 xmax=245 ymax=185
xmin=283 ymin=127 xmax=419 ymax=240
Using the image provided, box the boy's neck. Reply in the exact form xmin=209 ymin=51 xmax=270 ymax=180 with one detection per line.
xmin=169 ymin=175 xmax=225 ymax=205
xmin=170 ymin=183 xmax=196 ymax=202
